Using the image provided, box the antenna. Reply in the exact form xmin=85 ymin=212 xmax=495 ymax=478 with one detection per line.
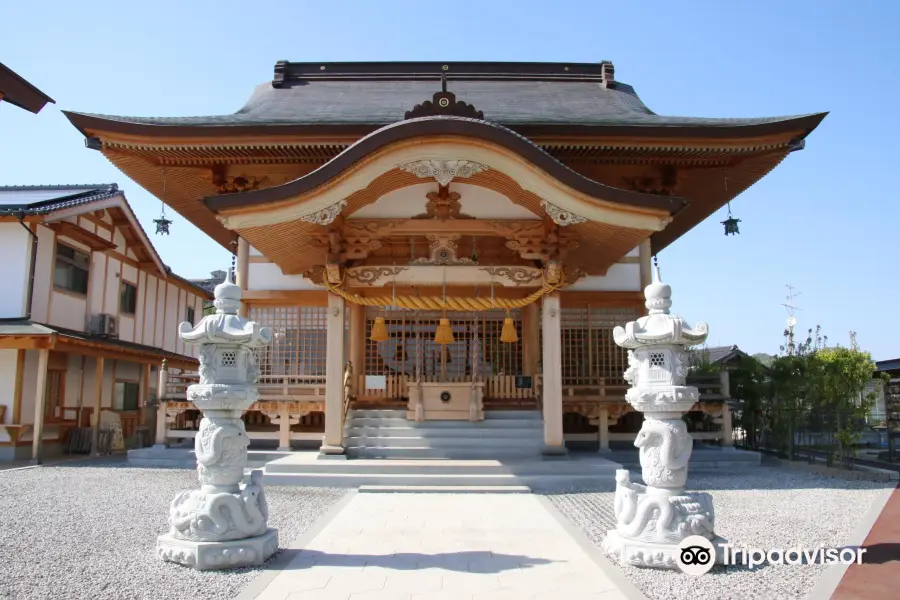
xmin=781 ymin=285 xmax=803 ymax=353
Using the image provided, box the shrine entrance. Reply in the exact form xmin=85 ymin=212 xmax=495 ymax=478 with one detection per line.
xmin=355 ymin=308 xmax=531 ymax=419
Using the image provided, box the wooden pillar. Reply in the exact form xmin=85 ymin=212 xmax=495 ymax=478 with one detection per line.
xmin=639 ymin=239 xmax=652 ymax=292
xmin=277 ymin=403 xmax=292 ymax=451
xmin=138 ymin=363 xmax=151 ymax=427
xmin=522 ymin=303 xmax=540 ymax=376
xmin=541 ymin=293 xmax=566 ymax=454
xmin=31 ymin=349 xmax=50 ymax=464
xmin=236 ymin=237 xmax=250 ymax=317
xmin=91 ymin=356 xmax=105 ymax=456
xmin=598 ymin=406 xmax=610 ymax=452
xmin=154 ymin=360 xmax=168 ymax=447
xmin=321 ymin=293 xmax=346 ymax=456
xmin=348 ymin=303 xmax=366 ymax=393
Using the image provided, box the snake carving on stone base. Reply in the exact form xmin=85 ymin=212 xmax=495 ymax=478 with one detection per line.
xmin=169 ymin=470 xmax=268 ymax=542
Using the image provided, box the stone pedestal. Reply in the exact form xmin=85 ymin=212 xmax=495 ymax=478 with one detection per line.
xmin=157 ymin=271 xmax=277 ymax=570
xmin=603 ymin=266 xmax=725 ymax=570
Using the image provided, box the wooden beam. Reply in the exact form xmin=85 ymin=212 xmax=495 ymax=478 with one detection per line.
xmin=31 ymin=348 xmax=50 ymax=463
xmin=81 ymin=213 xmax=114 ymax=232
xmin=243 ymin=290 xmax=329 ymax=306
xmin=52 ymin=339 xmax=197 ymax=372
xmin=48 ymin=222 xmax=117 ymax=250
xmin=0 ymin=335 xmax=56 ymax=350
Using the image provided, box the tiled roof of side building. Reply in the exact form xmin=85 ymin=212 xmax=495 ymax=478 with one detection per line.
xmin=0 ymin=184 xmax=120 ymax=214
xmin=63 ymin=61 xmax=826 ymax=134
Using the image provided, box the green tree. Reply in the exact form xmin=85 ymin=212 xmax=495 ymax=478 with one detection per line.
xmin=818 ymin=332 xmax=880 ymax=466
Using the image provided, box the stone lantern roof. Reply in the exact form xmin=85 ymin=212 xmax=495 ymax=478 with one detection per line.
xmin=178 ymin=270 xmax=272 ymax=347
xmin=612 ymin=266 xmax=708 ymax=349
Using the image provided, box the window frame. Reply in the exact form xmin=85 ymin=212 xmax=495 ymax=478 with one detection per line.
xmin=186 ymin=305 xmax=196 ymax=326
xmin=53 ymin=242 xmax=90 ymax=296
xmin=119 ymin=279 xmax=138 ymax=315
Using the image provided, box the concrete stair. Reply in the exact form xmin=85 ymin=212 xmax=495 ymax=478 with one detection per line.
xmin=260 ymin=454 xmax=622 ymax=491
xmin=344 ymin=409 xmax=544 ymax=460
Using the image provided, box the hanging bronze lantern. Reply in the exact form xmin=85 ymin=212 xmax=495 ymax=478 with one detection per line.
xmin=154 ymin=168 xmax=173 ymax=235
xmin=722 ymin=214 xmax=741 ymax=236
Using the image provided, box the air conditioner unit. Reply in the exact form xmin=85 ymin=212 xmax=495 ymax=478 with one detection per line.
xmin=90 ymin=314 xmax=118 ymax=338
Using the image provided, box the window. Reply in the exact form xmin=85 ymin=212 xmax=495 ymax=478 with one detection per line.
xmin=54 ymin=244 xmax=90 ymax=295
xmin=120 ymin=281 xmax=137 ymax=314
xmin=186 ymin=305 xmax=195 ymax=326
xmin=113 ymin=381 xmax=140 ymax=411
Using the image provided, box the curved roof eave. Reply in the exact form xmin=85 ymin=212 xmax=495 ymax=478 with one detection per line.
xmin=62 ymin=110 xmax=828 ymax=142
xmin=201 ymin=116 xmax=687 ymax=216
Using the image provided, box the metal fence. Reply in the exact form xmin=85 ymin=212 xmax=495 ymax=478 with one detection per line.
xmin=733 ymin=406 xmax=895 ymax=467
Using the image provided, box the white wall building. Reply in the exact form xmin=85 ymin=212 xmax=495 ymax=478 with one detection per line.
xmin=0 ymin=184 xmax=211 ymax=461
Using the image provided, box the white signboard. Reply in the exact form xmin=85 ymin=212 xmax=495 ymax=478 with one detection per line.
xmin=365 ymin=375 xmax=387 ymax=391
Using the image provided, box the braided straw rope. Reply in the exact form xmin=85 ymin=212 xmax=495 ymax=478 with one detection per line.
xmin=322 ymin=276 xmax=561 ymax=311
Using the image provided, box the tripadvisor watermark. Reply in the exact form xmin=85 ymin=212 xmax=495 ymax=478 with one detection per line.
xmin=675 ymin=535 xmax=866 ymax=575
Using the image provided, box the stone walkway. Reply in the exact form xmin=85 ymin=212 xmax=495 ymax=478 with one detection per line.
xmin=245 ymin=493 xmax=642 ymax=600
xmin=831 ymin=483 xmax=900 ymax=600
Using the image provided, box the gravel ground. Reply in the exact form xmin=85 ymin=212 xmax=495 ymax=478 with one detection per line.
xmin=545 ymin=466 xmax=888 ymax=600
xmin=0 ymin=458 xmax=346 ymax=600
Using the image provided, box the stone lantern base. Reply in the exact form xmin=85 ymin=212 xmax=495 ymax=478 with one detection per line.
xmin=158 ymin=528 xmax=278 ymax=571
xmin=604 ymin=530 xmax=729 ymax=570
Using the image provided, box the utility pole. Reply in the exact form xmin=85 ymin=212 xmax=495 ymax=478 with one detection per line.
xmin=781 ymin=285 xmax=803 ymax=354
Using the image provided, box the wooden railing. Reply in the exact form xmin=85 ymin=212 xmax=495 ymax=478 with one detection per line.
xmin=355 ymin=374 xmax=536 ymax=401
xmin=162 ymin=372 xmax=326 ymax=403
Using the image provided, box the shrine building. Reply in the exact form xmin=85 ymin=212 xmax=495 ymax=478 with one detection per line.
xmin=63 ymin=62 xmax=825 ymax=458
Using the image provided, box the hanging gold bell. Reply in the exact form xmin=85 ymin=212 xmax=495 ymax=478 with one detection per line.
xmin=434 ymin=315 xmax=455 ymax=345
xmin=500 ymin=310 xmax=518 ymax=343
xmin=370 ymin=316 xmax=389 ymax=342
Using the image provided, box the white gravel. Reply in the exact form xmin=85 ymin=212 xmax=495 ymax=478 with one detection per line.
xmin=0 ymin=458 xmax=346 ymax=600
xmin=545 ymin=466 xmax=888 ymax=600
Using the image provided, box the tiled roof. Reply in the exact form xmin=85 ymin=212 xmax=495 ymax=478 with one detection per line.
xmin=690 ymin=345 xmax=743 ymax=365
xmin=64 ymin=61 xmax=825 ymax=131
xmin=0 ymin=184 xmax=120 ymax=215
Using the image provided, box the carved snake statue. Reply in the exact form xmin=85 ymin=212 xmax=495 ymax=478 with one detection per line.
xmin=169 ymin=473 xmax=267 ymax=542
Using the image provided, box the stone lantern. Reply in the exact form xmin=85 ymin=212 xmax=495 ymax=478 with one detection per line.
xmin=603 ymin=266 xmax=727 ymax=569
xmin=156 ymin=270 xmax=277 ymax=570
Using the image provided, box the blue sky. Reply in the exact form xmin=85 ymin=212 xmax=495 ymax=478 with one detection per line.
xmin=2 ymin=0 xmax=898 ymax=360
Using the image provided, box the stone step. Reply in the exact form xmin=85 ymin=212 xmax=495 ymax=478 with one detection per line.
xmin=264 ymin=456 xmax=622 ymax=476
xmin=344 ymin=426 xmax=542 ymax=438
xmin=261 ymin=471 xmax=614 ymax=490
xmin=358 ymin=485 xmax=533 ymax=494
xmin=348 ymin=409 xmax=408 ymax=418
xmin=345 ymin=446 xmax=547 ymax=459
xmin=127 ymin=447 xmax=289 ymax=469
xmin=345 ymin=436 xmax=542 ymax=449
xmin=346 ymin=417 xmax=542 ymax=428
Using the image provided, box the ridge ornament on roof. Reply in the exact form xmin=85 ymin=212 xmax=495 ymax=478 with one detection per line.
xmin=404 ymin=72 xmax=484 ymax=120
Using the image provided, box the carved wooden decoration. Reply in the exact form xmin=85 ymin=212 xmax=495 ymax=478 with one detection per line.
xmin=212 ymin=175 xmax=265 ymax=194
xmin=414 ymin=184 xmax=473 ymax=220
